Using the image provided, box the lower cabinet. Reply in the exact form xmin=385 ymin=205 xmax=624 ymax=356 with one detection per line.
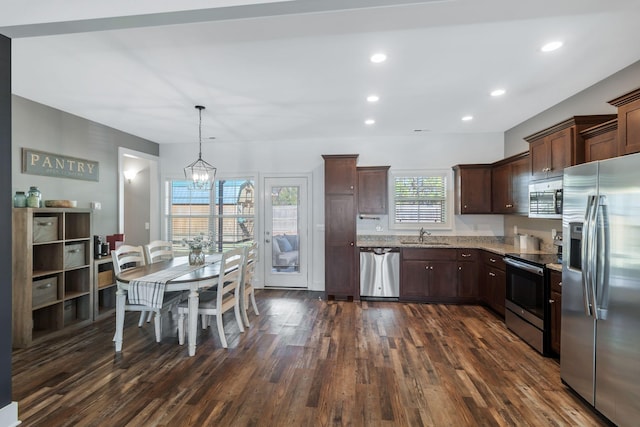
xmin=480 ymin=251 xmax=506 ymax=317
xmin=400 ymin=248 xmax=479 ymax=303
xmin=548 ymin=270 xmax=562 ymax=356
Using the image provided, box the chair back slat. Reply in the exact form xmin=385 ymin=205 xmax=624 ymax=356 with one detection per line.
xmin=112 ymin=244 xmax=146 ymax=274
xmin=145 ymin=240 xmax=174 ymax=264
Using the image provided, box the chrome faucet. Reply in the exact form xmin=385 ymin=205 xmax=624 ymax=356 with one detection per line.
xmin=419 ymin=227 xmax=431 ymax=243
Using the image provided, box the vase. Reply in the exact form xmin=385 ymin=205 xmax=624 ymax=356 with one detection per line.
xmin=189 ymin=247 xmax=205 ymax=266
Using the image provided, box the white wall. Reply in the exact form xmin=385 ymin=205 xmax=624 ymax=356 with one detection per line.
xmin=161 ymin=132 xmax=505 ymax=291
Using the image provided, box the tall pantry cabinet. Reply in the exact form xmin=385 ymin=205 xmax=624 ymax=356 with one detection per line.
xmin=12 ymin=208 xmax=93 ymax=348
xmin=323 ymin=155 xmax=358 ymax=300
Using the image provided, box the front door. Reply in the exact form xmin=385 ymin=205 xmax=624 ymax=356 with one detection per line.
xmin=263 ymin=177 xmax=309 ymax=288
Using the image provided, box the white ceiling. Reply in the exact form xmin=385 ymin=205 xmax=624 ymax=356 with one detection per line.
xmin=3 ymin=0 xmax=640 ymax=145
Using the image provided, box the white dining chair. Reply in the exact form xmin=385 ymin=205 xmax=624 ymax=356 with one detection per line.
xmin=112 ymin=244 xmax=181 ymax=342
xmin=240 ymin=242 xmax=259 ymax=327
xmin=144 ymin=240 xmax=174 ymax=264
xmin=177 ymin=246 xmax=245 ymax=348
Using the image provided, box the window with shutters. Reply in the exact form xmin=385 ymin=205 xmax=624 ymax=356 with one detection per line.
xmin=389 ymin=170 xmax=452 ymax=229
xmin=165 ymin=177 xmax=255 ymax=253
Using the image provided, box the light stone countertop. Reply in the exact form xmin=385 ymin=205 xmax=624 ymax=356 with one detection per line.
xmin=357 ymin=235 xmax=553 ymax=256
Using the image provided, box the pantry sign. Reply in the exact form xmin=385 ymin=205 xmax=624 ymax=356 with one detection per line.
xmin=22 ymin=148 xmax=99 ymax=182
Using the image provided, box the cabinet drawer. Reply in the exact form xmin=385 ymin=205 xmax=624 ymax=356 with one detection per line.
xmin=457 ymin=249 xmax=477 ymax=261
xmin=402 ymin=248 xmax=456 ymax=261
xmin=33 ymin=216 xmax=59 ymax=243
xmin=481 ymin=251 xmax=505 ymax=270
xmin=64 ymin=243 xmax=86 ymax=269
xmin=32 ymin=276 xmax=58 ymax=307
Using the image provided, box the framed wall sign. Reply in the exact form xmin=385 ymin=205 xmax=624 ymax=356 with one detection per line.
xmin=22 ymin=148 xmax=99 ymax=182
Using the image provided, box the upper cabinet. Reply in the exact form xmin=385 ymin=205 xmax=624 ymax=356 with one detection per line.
xmin=357 ymin=166 xmax=389 ymax=215
xmin=452 ymin=164 xmax=492 ymax=214
xmin=525 ymin=115 xmax=616 ymax=180
xmin=322 ymin=154 xmax=358 ymax=194
xmin=608 ymin=88 xmax=640 ymax=156
xmin=582 ymin=119 xmax=618 ymax=163
xmin=491 ymin=152 xmax=530 ymax=215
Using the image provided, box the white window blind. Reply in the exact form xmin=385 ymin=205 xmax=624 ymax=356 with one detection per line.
xmin=393 ymin=174 xmax=447 ymax=224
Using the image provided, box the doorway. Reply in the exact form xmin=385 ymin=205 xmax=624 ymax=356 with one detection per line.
xmin=263 ymin=176 xmax=309 ymax=288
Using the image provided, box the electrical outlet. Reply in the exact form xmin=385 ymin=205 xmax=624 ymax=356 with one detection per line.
xmin=90 ymin=201 xmax=101 ymax=210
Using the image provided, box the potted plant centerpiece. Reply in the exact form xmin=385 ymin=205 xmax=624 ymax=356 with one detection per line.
xmin=183 ymin=231 xmax=214 ymax=265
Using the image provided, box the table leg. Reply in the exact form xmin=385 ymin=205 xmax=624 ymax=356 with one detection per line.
xmin=115 ymin=288 xmax=126 ymax=352
xmin=188 ymin=286 xmax=199 ymax=356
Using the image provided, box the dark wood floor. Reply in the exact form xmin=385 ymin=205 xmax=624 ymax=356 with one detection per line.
xmin=13 ymin=290 xmax=608 ymax=426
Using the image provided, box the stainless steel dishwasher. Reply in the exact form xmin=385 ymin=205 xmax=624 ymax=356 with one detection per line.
xmin=359 ymin=247 xmax=400 ymax=298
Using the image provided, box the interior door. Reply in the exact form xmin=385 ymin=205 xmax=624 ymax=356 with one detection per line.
xmin=263 ymin=177 xmax=309 ymax=288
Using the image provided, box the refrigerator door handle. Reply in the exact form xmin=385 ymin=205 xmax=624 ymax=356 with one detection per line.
xmin=595 ymin=196 xmax=610 ymax=320
xmin=589 ymin=196 xmax=602 ymax=320
xmin=581 ymin=195 xmax=596 ymax=317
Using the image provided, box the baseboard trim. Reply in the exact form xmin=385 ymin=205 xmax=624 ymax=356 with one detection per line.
xmin=0 ymin=401 xmax=20 ymax=426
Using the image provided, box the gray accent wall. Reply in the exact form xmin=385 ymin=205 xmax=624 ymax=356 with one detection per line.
xmin=11 ymin=95 xmax=159 ymax=237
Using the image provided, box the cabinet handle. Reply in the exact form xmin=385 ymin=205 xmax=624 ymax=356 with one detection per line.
xmin=68 ymin=249 xmax=80 ymax=253
xmin=36 ymin=221 xmax=54 ymax=226
xmin=350 ymin=242 xmax=354 ymax=246
xmin=559 ymin=282 xmax=562 ymax=287
xmin=349 ymin=185 xmax=354 ymax=190
xmin=458 ymin=266 xmax=462 ymax=270
xmin=430 ymin=266 xmax=434 ymax=270
xmin=463 ymin=205 xmax=468 ymax=209
xmin=36 ymin=283 xmax=53 ymax=290
xmin=489 ymin=272 xmax=496 ymax=277
xmin=549 ymin=299 xmax=555 ymax=304
xmin=461 ymin=253 xmax=471 ymax=257
xmin=489 ymin=258 xmax=496 ymax=263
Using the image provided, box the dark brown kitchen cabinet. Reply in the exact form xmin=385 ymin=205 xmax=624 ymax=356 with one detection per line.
xmin=400 ymin=248 xmax=457 ymax=302
xmin=549 ymin=270 xmax=562 ymax=356
xmin=491 ymin=152 xmax=529 ymax=215
xmin=480 ymin=250 xmax=506 ymax=317
xmin=357 ymin=166 xmax=389 ymax=214
xmin=323 ymin=155 xmax=358 ymax=300
xmin=525 ymin=115 xmax=616 ymax=180
xmin=457 ymin=249 xmax=479 ymax=301
xmin=582 ymin=119 xmax=618 ymax=163
xmin=452 ymin=164 xmax=492 ymax=214
xmin=608 ymin=88 xmax=640 ymax=156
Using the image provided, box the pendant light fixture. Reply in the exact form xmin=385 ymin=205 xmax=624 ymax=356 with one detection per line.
xmin=184 ymin=105 xmax=216 ymax=190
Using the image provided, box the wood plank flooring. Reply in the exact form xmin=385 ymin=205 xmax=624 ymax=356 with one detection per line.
xmin=12 ymin=291 xmax=609 ymax=426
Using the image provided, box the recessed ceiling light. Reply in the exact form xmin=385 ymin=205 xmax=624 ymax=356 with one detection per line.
xmin=541 ymin=41 xmax=563 ymax=52
xmin=370 ymin=53 xmax=387 ymax=63
xmin=366 ymin=95 xmax=380 ymax=103
xmin=365 ymin=119 xmax=376 ymax=125
xmin=490 ymin=89 xmax=506 ymax=97
xmin=462 ymin=115 xmax=473 ymax=121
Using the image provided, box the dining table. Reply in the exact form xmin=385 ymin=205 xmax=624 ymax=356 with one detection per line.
xmin=113 ymin=254 xmax=223 ymax=356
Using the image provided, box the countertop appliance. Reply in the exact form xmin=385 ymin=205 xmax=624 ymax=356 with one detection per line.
xmin=562 ymin=152 xmax=640 ymax=426
xmin=529 ymin=178 xmax=563 ymax=219
xmin=359 ymin=247 xmax=399 ymax=298
xmin=503 ymin=252 xmax=558 ymax=355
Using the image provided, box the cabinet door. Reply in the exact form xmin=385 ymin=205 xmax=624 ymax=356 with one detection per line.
xmin=550 ymin=289 xmax=562 ymax=355
xmin=491 ymin=163 xmax=510 ymax=213
xmin=457 ymin=261 xmax=478 ymax=298
xmin=401 ymin=260 xmax=429 ymax=298
xmin=457 ymin=167 xmax=492 ymax=214
xmin=585 ymin=129 xmax=617 ymax=162
xmin=427 ymin=260 xmax=457 ymax=298
xmin=510 ymin=155 xmax=530 ymax=215
xmin=325 ymin=194 xmax=356 ymax=297
xmin=324 ymin=155 xmax=357 ymax=194
xmin=548 ymin=128 xmax=573 ymax=177
xmin=529 ymin=138 xmax=549 ymax=180
xmin=357 ymin=166 xmax=389 ymax=214
xmin=489 ymin=268 xmax=506 ymax=317
xmin=617 ymin=98 xmax=640 ymax=155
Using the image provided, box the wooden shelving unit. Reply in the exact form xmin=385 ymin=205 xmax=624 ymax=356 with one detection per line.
xmin=94 ymin=257 xmax=116 ymax=320
xmin=12 ymin=208 xmax=93 ymax=348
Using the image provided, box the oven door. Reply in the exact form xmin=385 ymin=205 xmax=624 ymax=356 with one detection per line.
xmin=504 ymin=257 xmax=545 ymax=324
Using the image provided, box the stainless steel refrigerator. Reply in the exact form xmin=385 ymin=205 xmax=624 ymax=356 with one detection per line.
xmin=562 ymin=152 xmax=640 ymax=426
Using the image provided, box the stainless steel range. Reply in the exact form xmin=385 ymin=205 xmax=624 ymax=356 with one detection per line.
xmin=503 ymin=252 xmax=558 ymax=355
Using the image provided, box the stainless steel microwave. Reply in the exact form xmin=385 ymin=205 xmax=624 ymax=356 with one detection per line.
xmin=529 ymin=179 xmax=562 ymax=219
